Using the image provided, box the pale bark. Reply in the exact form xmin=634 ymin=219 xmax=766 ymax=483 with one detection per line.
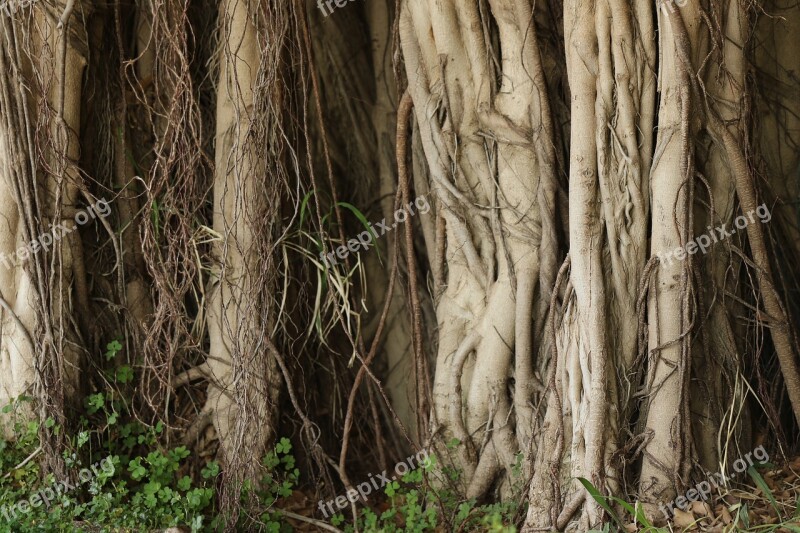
xmin=0 ymin=129 xmax=35 ymax=422
xmin=203 ymin=0 xmax=279 ymax=481
xmin=639 ymin=1 xmax=700 ymax=503
xmin=524 ymin=0 xmax=656 ymax=527
xmin=400 ymin=0 xmax=556 ymax=497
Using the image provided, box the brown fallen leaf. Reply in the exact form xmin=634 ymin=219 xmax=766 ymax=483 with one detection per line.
xmin=674 ymin=508 xmax=696 ymax=528
xmin=690 ymin=501 xmax=713 ymax=517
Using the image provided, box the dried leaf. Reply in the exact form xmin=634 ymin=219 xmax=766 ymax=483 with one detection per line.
xmin=674 ymin=508 xmax=696 ymax=527
xmin=720 ymin=506 xmax=732 ymax=524
xmin=690 ymin=500 xmax=713 ymax=517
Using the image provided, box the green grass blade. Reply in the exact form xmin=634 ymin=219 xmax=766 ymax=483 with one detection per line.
xmin=336 ymin=202 xmax=381 ymax=261
xmin=608 ymin=497 xmax=653 ymax=528
xmin=578 ymin=477 xmax=624 ymax=528
xmin=748 ymin=466 xmax=780 ymax=517
xmin=299 ymin=190 xmax=314 ymax=229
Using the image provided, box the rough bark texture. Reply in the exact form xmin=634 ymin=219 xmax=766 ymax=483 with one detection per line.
xmin=0 ymin=0 xmax=797 ymax=530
